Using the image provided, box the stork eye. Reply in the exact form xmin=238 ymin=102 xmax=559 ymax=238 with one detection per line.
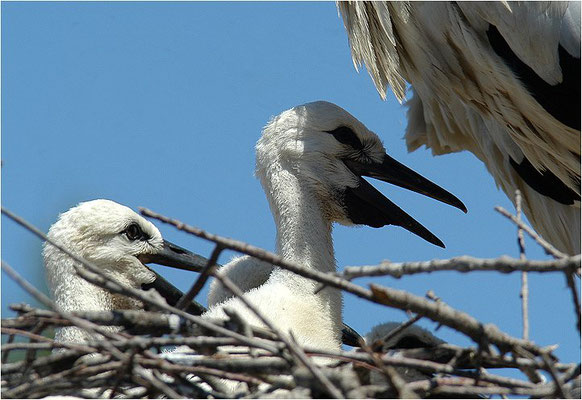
xmin=325 ymin=126 xmax=363 ymax=150
xmin=123 ymin=223 xmax=145 ymax=241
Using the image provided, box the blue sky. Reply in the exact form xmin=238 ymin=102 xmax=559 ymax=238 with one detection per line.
xmin=2 ymin=2 xmax=579 ymax=367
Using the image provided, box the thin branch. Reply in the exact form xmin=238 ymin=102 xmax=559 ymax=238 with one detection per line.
xmin=176 ymin=244 xmax=223 ymax=310
xmin=515 ymin=190 xmax=529 ymax=341
xmin=360 ymin=341 xmax=418 ymax=398
xmin=1 ymin=261 xmax=54 ymax=309
xmin=565 ymin=271 xmax=582 ymax=334
xmin=405 ymin=378 xmax=561 ymax=397
xmin=541 ymin=352 xmax=567 ymax=398
xmin=368 ymin=284 xmax=549 ymax=357
xmin=494 ymin=206 xmax=567 ymax=259
xmin=1 ymin=334 xmax=15 ymax=364
xmin=342 ymin=255 xmax=580 ymax=279
xmin=369 ymin=314 xmax=423 ymax=352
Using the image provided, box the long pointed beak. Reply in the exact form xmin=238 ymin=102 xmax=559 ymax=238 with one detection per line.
xmin=138 ymin=240 xmax=209 ymax=273
xmin=142 ymin=272 xmax=207 ymax=315
xmin=344 ymin=154 xmax=467 ymax=213
xmin=138 ymin=239 xmax=210 ymax=315
xmin=342 ymin=154 xmax=466 ymax=247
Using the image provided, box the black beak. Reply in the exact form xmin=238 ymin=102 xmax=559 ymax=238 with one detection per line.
xmin=142 ymin=272 xmax=207 ymax=315
xmin=138 ymin=240 xmax=209 ymax=273
xmin=138 ymin=240 xmax=210 ymax=315
xmin=343 ymin=154 xmax=466 ymax=248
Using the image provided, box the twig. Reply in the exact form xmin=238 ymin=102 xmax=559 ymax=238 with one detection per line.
xmin=360 ymin=341 xmax=418 ymax=398
xmin=565 ymin=271 xmax=582 ymax=334
xmin=134 ymin=364 xmax=183 ymax=399
xmin=496 ymin=204 xmax=581 ymax=334
xmin=342 ymin=255 xmax=580 ymax=279
xmin=494 ymin=206 xmax=567 ymax=259
xmin=368 ymin=284 xmax=550 ymax=356
xmin=1 ymin=327 xmax=94 ymax=353
xmin=139 ymin=357 xmax=289 ymax=387
xmin=107 ymin=348 xmax=138 ymax=399
xmin=513 ymin=192 xmax=544 ymax=384
xmin=405 ymin=378 xmax=559 ymax=397
xmin=541 ymin=351 xmax=568 ymax=398
xmin=515 ymin=190 xmax=529 ymax=341
xmin=176 ymin=244 xmax=223 ymax=310
xmin=1 ymin=260 xmax=54 ymax=309
xmin=1 ymin=334 xmax=15 ymax=364
xmin=370 ymin=314 xmax=423 ymax=351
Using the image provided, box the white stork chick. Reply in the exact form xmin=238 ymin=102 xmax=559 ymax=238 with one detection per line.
xmin=339 ymin=1 xmax=581 ymax=254
xmin=43 ymin=199 xmax=207 ymax=344
xmin=201 ymin=101 xmax=466 ymax=352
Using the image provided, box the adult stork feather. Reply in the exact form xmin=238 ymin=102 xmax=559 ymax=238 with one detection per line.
xmin=339 ymin=1 xmax=581 ymax=254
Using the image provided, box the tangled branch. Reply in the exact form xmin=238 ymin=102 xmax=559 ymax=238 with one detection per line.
xmin=1 ymin=205 xmax=580 ymax=398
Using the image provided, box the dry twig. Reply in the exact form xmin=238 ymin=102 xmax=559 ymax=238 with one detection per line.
xmin=1 ymin=206 xmax=579 ymax=398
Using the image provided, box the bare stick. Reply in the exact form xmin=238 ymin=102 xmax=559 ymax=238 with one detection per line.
xmin=540 ymin=352 xmax=567 ymax=398
xmin=1 ymin=334 xmax=15 ymax=364
xmin=494 ymin=206 xmax=567 ymax=259
xmin=371 ymin=314 xmax=423 ymax=351
xmin=405 ymin=379 xmax=561 ymax=398
xmin=1 ymin=260 xmax=54 ymax=309
xmin=510 ymin=195 xmax=544 ymax=384
xmin=176 ymin=244 xmax=223 ymax=310
xmin=360 ymin=341 xmax=418 ymax=398
xmin=515 ymin=190 xmax=529 ymax=341
xmin=368 ymin=284 xmax=550 ymax=357
xmin=497 ymin=205 xmax=581 ymax=334
xmin=565 ymin=271 xmax=581 ymax=333
xmin=342 ymin=256 xmax=580 ymax=279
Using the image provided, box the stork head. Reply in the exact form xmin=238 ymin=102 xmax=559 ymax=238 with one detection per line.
xmin=256 ymin=101 xmax=466 ymax=247
xmin=43 ymin=199 xmax=207 ymax=293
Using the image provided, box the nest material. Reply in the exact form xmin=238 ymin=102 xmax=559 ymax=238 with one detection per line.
xmin=2 ymin=302 xmax=580 ymax=399
xmin=1 ymin=200 xmax=580 ymax=398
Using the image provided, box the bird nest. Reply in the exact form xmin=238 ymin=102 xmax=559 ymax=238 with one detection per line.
xmin=1 ymin=199 xmax=581 ymax=398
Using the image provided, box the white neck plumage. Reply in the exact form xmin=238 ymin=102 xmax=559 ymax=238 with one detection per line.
xmin=259 ymin=160 xmax=342 ymax=335
xmin=47 ymin=255 xmax=142 ymax=343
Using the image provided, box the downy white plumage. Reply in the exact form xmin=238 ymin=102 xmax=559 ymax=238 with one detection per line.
xmin=339 ymin=1 xmax=580 ymax=254
xmin=43 ymin=199 xmax=207 ymax=343
xmin=207 ymin=255 xmax=271 ymax=307
xmin=202 ymin=101 xmax=466 ymax=351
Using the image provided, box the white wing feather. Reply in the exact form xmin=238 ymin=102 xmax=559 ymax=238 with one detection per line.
xmin=339 ymin=1 xmax=581 ymax=254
